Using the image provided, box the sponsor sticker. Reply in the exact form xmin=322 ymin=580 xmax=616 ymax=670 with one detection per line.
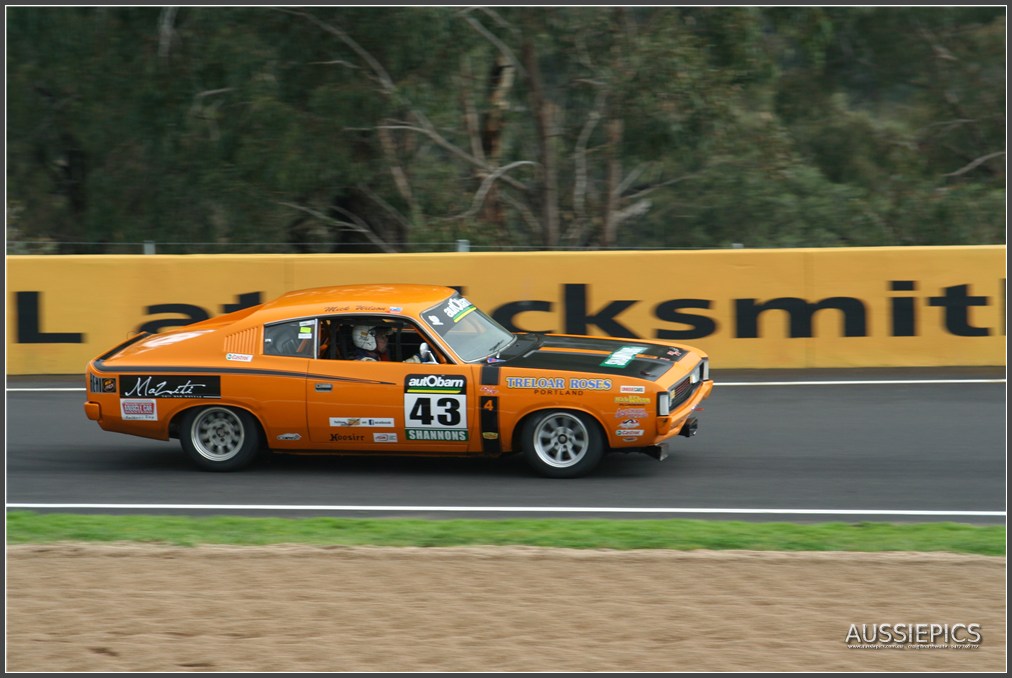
xmin=406 ymin=374 xmax=466 ymax=394
xmin=329 ymin=417 xmax=396 ymax=428
xmin=404 ymin=374 xmax=468 ymax=439
xmin=601 ymin=345 xmax=648 ymax=368
xmin=614 ymin=395 xmax=651 ymax=405
xmin=329 ymin=433 xmax=365 ymax=443
xmin=506 ymin=377 xmax=612 ymax=391
xmin=120 ymin=375 xmax=221 ymax=399
xmin=373 ymin=432 xmax=399 ymax=443
xmin=443 ymin=296 xmax=476 ymax=323
xmin=480 ymin=385 xmax=500 ymax=396
xmin=615 ymin=407 xmax=648 ymax=418
xmin=406 ymin=429 xmax=469 ymax=441
xmin=618 ymin=419 xmax=641 ymax=429
xmin=276 ymin=433 xmax=302 ymax=441
xmin=90 ymin=375 xmax=117 ymax=393
xmin=226 ymin=353 xmax=253 ymax=362
xmin=482 ymin=432 xmax=499 ymax=440
xmin=120 ymin=399 xmax=157 ymax=421
xmin=616 ymin=429 xmax=644 ymax=437
xmin=620 ymin=385 xmax=646 ymax=394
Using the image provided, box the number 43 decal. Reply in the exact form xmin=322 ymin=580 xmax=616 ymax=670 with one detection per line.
xmin=405 ymin=394 xmax=467 ymax=429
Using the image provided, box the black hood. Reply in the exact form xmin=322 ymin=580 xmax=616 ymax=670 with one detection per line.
xmin=500 ymin=334 xmax=689 ymax=382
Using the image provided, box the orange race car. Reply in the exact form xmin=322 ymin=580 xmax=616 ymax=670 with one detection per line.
xmin=84 ymin=284 xmax=714 ymax=477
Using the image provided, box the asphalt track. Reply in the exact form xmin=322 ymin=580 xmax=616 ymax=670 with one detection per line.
xmin=5 ymin=368 xmax=1007 ymax=525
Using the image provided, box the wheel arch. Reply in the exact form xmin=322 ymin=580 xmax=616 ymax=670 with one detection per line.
xmin=169 ymin=402 xmax=267 ymax=445
xmin=509 ymin=405 xmax=609 ymax=455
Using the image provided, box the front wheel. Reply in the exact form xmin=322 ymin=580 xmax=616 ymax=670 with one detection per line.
xmin=180 ymin=406 xmax=261 ymax=471
xmin=521 ymin=410 xmax=605 ymax=478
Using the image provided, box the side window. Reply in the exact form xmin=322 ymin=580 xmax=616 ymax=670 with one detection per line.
xmin=322 ymin=316 xmax=447 ymax=363
xmin=263 ymin=319 xmax=317 ymax=357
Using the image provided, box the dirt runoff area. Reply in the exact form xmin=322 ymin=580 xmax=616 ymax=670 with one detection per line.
xmin=5 ymin=543 xmax=1006 ymax=672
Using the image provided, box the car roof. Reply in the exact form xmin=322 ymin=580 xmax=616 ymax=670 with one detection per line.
xmin=257 ymin=283 xmax=458 ymax=321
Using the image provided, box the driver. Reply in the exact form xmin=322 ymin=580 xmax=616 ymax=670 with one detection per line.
xmin=350 ymin=325 xmax=421 ymax=363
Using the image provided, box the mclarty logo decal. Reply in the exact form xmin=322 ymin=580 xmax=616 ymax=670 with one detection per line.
xmin=120 ymin=375 xmax=221 ymax=399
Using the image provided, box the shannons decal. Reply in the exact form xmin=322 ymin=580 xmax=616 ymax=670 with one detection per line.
xmin=120 ymin=375 xmax=222 ymax=399
xmin=406 ymin=429 xmax=469 ymax=441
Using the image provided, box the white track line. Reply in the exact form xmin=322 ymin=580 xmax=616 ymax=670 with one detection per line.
xmin=4 ymin=503 xmax=1005 ymax=517
xmin=6 ymin=379 xmax=1007 ymax=392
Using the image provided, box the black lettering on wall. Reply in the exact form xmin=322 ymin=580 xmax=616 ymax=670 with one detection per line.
xmin=221 ymin=292 xmax=263 ymax=314
xmin=492 ymin=300 xmax=554 ymax=333
xmin=654 ymin=299 xmax=717 ymax=340
xmin=889 ymin=281 xmax=917 ymax=337
xmin=563 ymin=284 xmax=639 ymax=337
xmin=15 ymin=291 xmax=85 ymax=343
xmin=927 ymin=285 xmax=990 ymax=337
xmin=137 ymin=304 xmax=211 ymax=334
xmin=735 ymin=297 xmax=868 ymax=338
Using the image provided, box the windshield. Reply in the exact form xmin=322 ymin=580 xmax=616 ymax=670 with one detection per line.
xmin=421 ymin=294 xmax=515 ymax=362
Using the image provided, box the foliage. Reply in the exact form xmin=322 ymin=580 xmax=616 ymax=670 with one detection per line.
xmin=5 ymin=7 xmax=1005 ymax=254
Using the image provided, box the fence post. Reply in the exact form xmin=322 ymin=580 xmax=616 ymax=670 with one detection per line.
xmin=143 ymin=241 xmax=156 ymax=255
xmin=455 ymin=239 xmax=470 ymax=252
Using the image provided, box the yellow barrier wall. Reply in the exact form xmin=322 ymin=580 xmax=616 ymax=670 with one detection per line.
xmin=5 ymin=246 xmax=1006 ymax=374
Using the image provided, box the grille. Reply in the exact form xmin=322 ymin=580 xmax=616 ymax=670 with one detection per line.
xmin=668 ymin=359 xmax=706 ymax=410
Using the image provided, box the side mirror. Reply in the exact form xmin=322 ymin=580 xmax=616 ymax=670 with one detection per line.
xmin=419 ymin=342 xmax=437 ymax=364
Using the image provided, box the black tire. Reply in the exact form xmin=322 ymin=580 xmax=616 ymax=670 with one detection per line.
xmin=180 ymin=406 xmax=262 ymax=472
xmin=521 ymin=410 xmax=605 ymax=478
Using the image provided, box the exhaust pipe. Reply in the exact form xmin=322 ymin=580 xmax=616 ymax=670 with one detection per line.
xmin=678 ymin=416 xmax=699 ymax=438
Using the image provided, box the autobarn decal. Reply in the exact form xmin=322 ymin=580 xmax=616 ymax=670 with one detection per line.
xmin=120 ymin=375 xmax=222 ymax=399
xmin=404 ymin=374 xmax=468 ymax=441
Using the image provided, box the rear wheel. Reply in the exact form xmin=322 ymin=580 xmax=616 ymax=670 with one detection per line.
xmin=521 ymin=410 xmax=604 ymax=478
xmin=180 ymin=406 xmax=261 ymax=471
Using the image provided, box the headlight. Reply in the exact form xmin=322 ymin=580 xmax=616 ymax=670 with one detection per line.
xmin=657 ymin=392 xmax=670 ymax=417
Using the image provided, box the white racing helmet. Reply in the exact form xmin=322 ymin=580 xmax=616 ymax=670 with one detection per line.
xmin=351 ymin=325 xmax=388 ymax=352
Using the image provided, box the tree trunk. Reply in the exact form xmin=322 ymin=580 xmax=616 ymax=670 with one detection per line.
xmin=521 ymin=37 xmax=560 ymax=248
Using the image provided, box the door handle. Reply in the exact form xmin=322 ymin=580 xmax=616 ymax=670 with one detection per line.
xmin=315 ymin=383 xmax=333 ymax=392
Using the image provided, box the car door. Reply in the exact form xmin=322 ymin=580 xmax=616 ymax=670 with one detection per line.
xmin=305 ymin=318 xmax=476 ymax=451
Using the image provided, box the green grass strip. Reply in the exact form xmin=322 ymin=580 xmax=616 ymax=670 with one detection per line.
xmin=5 ymin=511 xmax=1004 ymax=555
